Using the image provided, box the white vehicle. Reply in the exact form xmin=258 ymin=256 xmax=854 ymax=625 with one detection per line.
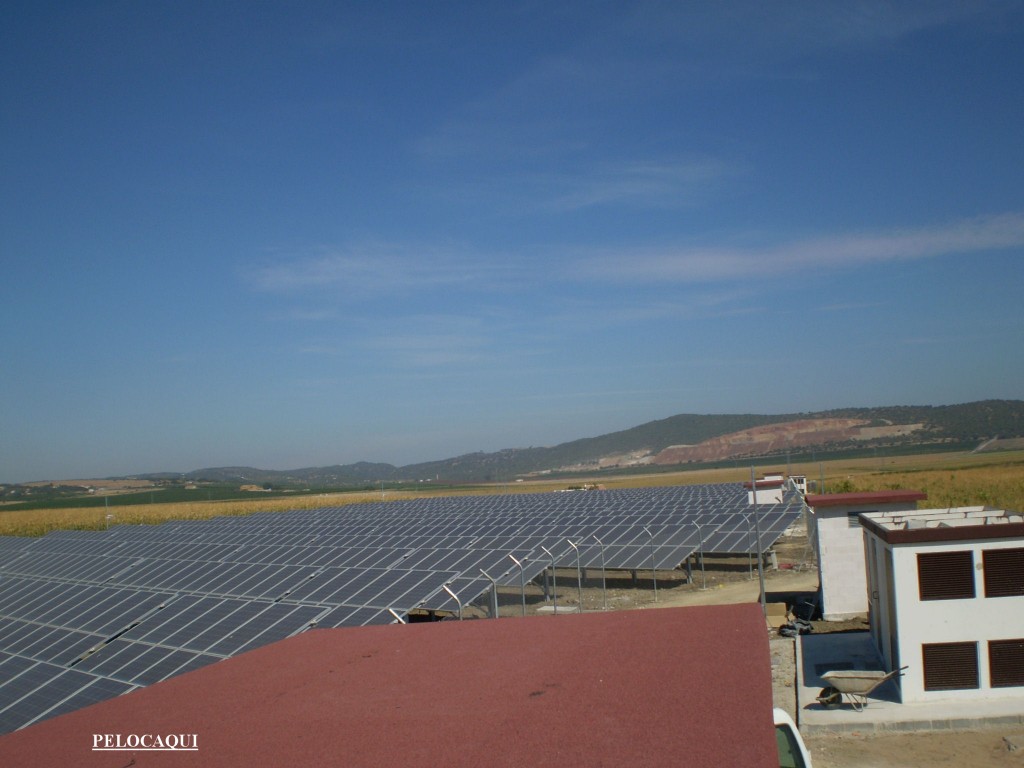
xmin=774 ymin=707 xmax=813 ymax=768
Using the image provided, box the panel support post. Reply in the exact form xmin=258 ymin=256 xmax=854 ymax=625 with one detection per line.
xmin=643 ymin=525 xmax=658 ymax=603
xmin=540 ymin=546 xmax=558 ymax=614
xmin=592 ymin=535 xmax=608 ymax=610
xmin=508 ymin=554 xmax=527 ymax=617
xmin=566 ymin=539 xmax=583 ymax=610
xmin=441 ymin=583 xmax=463 ymax=621
xmin=480 ymin=569 xmax=499 ymax=619
xmin=696 ymin=521 xmax=706 ymax=590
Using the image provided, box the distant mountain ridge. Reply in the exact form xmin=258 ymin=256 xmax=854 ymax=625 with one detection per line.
xmin=140 ymin=399 xmax=1024 ymax=485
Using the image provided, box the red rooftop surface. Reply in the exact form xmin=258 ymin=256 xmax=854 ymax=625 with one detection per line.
xmin=0 ymin=604 xmax=777 ymax=767
xmin=804 ymin=489 xmax=926 ymax=507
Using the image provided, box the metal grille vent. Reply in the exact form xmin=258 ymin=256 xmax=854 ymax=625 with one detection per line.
xmin=922 ymin=642 xmax=979 ymax=691
xmin=983 ymin=548 xmax=1024 ymax=598
xmin=990 ymin=639 xmax=1024 ymax=688
xmin=917 ymin=551 xmax=975 ymax=601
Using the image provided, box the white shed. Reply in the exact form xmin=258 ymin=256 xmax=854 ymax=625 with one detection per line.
xmin=745 ymin=477 xmax=785 ymax=505
xmin=805 ymin=490 xmax=926 ymax=620
xmin=861 ymin=508 xmax=1024 ymax=703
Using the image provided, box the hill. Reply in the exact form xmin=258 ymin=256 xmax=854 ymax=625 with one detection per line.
xmin=154 ymin=399 xmax=1024 ymax=485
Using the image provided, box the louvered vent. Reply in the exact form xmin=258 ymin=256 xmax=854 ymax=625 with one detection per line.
xmin=922 ymin=642 xmax=979 ymax=691
xmin=990 ymin=639 xmax=1024 ymax=688
xmin=917 ymin=551 xmax=975 ymax=601
xmin=983 ymin=548 xmax=1024 ymax=598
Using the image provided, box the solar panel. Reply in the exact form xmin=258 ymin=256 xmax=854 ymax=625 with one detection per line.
xmin=345 ymin=568 xmax=455 ymax=610
xmin=31 ymin=675 xmax=136 ymax=724
xmin=0 ymin=537 xmax=31 ymax=555
xmin=0 ymin=578 xmax=171 ymax=636
xmin=311 ymin=605 xmax=398 ymax=628
xmin=203 ymin=603 xmax=325 ymax=656
xmin=75 ymin=638 xmax=223 ymax=686
xmin=418 ymin=576 xmax=493 ymax=612
xmin=0 ymin=666 xmax=95 ymax=733
xmin=0 ymin=480 xmax=805 ymax=735
xmin=0 ymin=655 xmax=136 ymax=733
xmin=0 ymin=620 xmax=103 ymax=664
xmin=0 ymin=551 xmax=135 ymax=584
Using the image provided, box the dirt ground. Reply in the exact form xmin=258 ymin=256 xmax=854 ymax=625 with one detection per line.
xmin=770 ymin=632 xmax=1024 ymax=767
xmin=471 ymin=526 xmax=1024 ymax=767
xmin=805 ymin=729 xmax=1024 ymax=767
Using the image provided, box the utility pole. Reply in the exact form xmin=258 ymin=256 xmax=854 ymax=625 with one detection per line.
xmin=750 ymin=466 xmax=767 ymax=617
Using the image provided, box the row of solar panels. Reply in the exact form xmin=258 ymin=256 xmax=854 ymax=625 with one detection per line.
xmin=0 ymin=483 xmax=802 ymax=627
xmin=0 ymin=573 xmax=403 ymax=733
xmin=91 ymin=482 xmax=768 ymax=532
xmin=21 ymin=490 xmax=798 ymax=555
xmin=6 ymin=512 xmax=793 ymax=568
xmin=0 ymin=482 xmax=804 ymax=733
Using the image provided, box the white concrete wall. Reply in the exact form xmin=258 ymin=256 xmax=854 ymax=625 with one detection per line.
xmin=864 ymin=534 xmax=899 ymax=671
xmin=748 ymin=485 xmax=784 ymax=505
xmin=889 ymin=538 xmax=1024 ymax=703
xmin=813 ymin=501 xmax=917 ymax=620
xmin=815 ymin=508 xmax=871 ymax=619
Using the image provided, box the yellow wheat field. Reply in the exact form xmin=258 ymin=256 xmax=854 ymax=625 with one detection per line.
xmin=2 ymin=450 xmax=1022 ymax=538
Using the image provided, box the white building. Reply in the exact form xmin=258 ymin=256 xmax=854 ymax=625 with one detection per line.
xmin=861 ymin=507 xmax=1024 ymax=703
xmin=805 ymin=490 xmax=926 ymax=620
xmin=745 ymin=477 xmax=785 ymax=505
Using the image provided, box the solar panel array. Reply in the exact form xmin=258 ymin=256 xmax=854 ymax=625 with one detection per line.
xmin=0 ymin=482 xmax=803 ymax=734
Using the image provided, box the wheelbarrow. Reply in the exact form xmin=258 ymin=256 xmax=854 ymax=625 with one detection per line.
xmin=816 ymin=666 xmax=907 ymax=711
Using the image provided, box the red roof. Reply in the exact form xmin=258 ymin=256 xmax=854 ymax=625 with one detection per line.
xmin=0 ymin=604 xmax=777 ymax=767
xmin=805 ymin=489 xmax=927 ymax=507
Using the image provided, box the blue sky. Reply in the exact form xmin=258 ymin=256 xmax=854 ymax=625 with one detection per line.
xmin=3 ymin=2 xmax=1024 ymax=483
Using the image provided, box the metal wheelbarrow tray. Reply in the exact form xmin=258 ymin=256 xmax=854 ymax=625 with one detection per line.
xmin=816 ymin=666 xmax=908 ymax=711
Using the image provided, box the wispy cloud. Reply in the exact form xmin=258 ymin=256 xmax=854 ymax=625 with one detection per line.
xmin=537 ymin=157 xmax=739 ymax=212
xmin=364 ymin=332 xmax=489 ymax=367
xmin=813 ymin=301 xmax=886 ymax=313
xmin=296 ymin=332 xmax=490 ymax=368
xmin=774 ymin=1 xmax=1009 ymax=46
xmin=245 ymin=244 xmax=513 ymax=295
xmin=621 ymin=2 xmax=1013 ymax=58
xmin=294 ymin=314 xmax=513 ymax=369
xmin=277 ymin=308 xmax=338 ymax=322
xmin=409 ymin=151 xmax=741 ymax=216
xmin=415 ymin=3 xmax=1014 ymax=167
xmin=532 ymin=287 xmax=764 ymax=334
xmin=579 ymin=211 xmax=1024 ymax=283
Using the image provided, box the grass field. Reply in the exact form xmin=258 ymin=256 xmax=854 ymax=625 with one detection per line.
xmin=804 ymin=450 xmax=1024 ymax=510
xmin=2 ymin=450 xmax=1022 ymax=538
